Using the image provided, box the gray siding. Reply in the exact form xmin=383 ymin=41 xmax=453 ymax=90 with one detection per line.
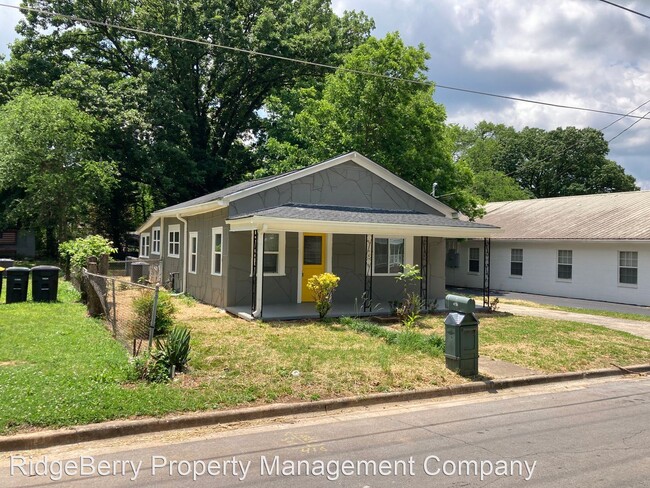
xmin=229 ymin=161 xmax=443 ymax=217
xmin=227 ymin=231 xmax=253 ymax=307
xmin=184 ymin=208 xmax=228 ymax=306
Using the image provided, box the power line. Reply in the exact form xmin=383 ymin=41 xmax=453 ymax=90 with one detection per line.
xmin=608 ymin=108 xmax=650 ymax=142
xmin=599 ymin=0 xmax=650 ymax=20
xmin=1 ymin=2 xmax=649 ymax=121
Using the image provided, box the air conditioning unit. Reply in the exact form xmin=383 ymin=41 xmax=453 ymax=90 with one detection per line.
xmin=446 ymin=249 xmax=460 ymax=268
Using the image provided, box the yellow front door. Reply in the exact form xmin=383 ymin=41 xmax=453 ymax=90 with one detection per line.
xmin=301 ymin=233 xmax=326 ymax=302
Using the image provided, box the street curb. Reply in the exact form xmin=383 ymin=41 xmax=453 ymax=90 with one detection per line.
xmin=1 ymin=363 xmax=648 ymax=452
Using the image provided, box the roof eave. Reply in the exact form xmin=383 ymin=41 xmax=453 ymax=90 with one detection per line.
xmin=226 ymin=216 xmax=500 ymax=238
xmin=135 ymin=199 xmax=226 ymax=233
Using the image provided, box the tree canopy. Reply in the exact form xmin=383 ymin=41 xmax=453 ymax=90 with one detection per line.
xmin=454 ymin=121 xmax=638 ymax=199
xmin=0 ymin=93 xmax=117 ymax=254
xmin=257 ymin=32 xmax=483 ymax=218
xmin=3 ymin=0 xmax=374 ymax=251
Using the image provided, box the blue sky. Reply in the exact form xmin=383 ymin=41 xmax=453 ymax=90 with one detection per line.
xmin=2 ymin=0 xmax=649 ymax=188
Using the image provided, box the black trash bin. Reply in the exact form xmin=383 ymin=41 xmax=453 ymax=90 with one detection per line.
xmin=130 ymin=262 xmax=150 ymax=283
xmin=31 ymin=265 xmax=61 ymax=302
xmin=6 ymin=267 xmax=30 ymax=304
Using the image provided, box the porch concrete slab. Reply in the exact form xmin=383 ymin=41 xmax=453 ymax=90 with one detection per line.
xmin=479 ymin=356 xmax=541 ymax=379
xmin=501 ymin=304 xmax=650 ymax=340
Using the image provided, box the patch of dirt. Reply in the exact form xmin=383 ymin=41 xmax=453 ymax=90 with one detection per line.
xmin=0 ymin=361 xmax=27 ymax=367
xmin=173 ymin=299 xmax=227 ymax=322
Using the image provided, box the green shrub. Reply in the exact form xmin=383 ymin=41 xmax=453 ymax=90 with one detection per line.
xmin=306 ymin=272 xmax=341 ymax=319
xmin=156 ymin=325 xmax=191 ymax=373
xmin=59 ymin=235 xmax=117 ymax=273
xmin=339 ymin=317 xmax=443 ymax=356
xmin=132 ymin=289 xmax=176 ymax=338
xmin=128 ymin=352 xmax=170 ymax=383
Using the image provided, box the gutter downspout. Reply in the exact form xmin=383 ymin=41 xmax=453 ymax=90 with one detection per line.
xmin=252 ymin=224 xmax=267 ymax=318
xmin=177 ymin=213 xmax=189 ymax=295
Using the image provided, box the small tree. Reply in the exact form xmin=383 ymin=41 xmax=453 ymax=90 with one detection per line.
xmin=395 ymin=264 xmax=423 ymax=328
xmin=59 ymin=235 xmax=117 ymax=277
xmin=306 ymin=272 xmax=341 ymax=319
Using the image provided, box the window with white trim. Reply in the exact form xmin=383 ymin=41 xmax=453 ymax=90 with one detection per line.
xmin=140 ymin=233 xmax=150 ymax=258
xmin=151 ymin=227 xmax=161 ymax=254
xmin=188 ymin=232 xmax=198 ymax=274
xmin=250 ymin=232 xmax=286 ymax=276
xmin=510 ymin=248 xmax=523 ymax=276
xmin=212 ymin=227 xmax=223 ymax=276
xmin=618 ymin=251 xmax=638 ymax=285
xmin=468 ymin=247 xmax=480 ymax=273
xmin=557 ymin=250 xmax=572 ymax=280
xmin=374 ymin=237 xmax=406 ymax=275
xmin=168 ymin=224 xmax=180 ymax=258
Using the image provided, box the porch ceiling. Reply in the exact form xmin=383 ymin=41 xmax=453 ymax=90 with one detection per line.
xmin=227 ymin=203 xmax=499 ymax=238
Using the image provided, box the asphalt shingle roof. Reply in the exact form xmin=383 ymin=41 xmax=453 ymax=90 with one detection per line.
xmin=480 ymin=191 xmax=650 ymax=240
xmin=158 ymin=174 xmax=285 ymax=213
xmin=231 ymin=204 xmax=496 ymax=229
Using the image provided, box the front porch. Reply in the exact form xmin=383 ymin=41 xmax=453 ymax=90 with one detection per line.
xmin=226 ymin=204 xmax=496 ymax=320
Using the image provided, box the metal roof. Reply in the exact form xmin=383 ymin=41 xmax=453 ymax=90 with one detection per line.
xmin=480 ymin=191 xmax=650 ymax=240
xmin=230 ymin=203 xmax=496 ymax=229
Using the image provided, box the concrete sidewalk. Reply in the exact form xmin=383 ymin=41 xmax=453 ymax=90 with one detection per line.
xmin=500 ymin=303 xmax=650 ymax=339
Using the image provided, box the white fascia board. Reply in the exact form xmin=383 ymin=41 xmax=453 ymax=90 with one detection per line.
xmin=226 ymin=216 xmax=499 ymax=238
xmin=222 ymin=152 xmax=457 ymax=217
xmin=135 ymin=200 xmax=226 ymax=234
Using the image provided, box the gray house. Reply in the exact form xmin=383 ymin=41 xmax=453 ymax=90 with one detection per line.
xmin=136 ymin=152 xmax=497 ymax=319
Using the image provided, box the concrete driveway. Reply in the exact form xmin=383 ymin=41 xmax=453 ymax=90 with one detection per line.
xmin=499 ymin=303 xmax=650 ymax=339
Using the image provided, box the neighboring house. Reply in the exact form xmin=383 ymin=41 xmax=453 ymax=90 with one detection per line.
xmin=136 ymin=152 xmax=497 ymax=319
xmin=0 ymin=229 xmax=36 ymax=258
xmin=447 ymin=191 xmax=650 ymax=306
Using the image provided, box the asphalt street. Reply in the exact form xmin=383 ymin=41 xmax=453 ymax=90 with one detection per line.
xmin=2 ymin=376 xmax=648 ymax=487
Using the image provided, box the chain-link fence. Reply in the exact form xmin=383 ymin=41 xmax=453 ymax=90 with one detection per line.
xmin=83 ymin=269 xmax=160 ymax=356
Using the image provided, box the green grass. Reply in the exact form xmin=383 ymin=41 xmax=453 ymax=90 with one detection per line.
xmin=0 ymin=282 xmax=461 ymax=434
xmin=497 ymin=298 xmax=650 ymax=322
xmin=422 ymin=314 xmax=650 ymax=373
xmin=1 ymin=282 xmax=648 ymax=435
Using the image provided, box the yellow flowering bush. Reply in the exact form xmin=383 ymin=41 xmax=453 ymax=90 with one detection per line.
xmin=306 ymin=272 xmax=341 ymax=319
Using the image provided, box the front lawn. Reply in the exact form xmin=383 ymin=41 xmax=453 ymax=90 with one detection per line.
xmin=0 ymin=282 xmax=461 ymax=435
xmin=421 ymin=314 xmax=650 ymax=372
xmin=1 ymin=282 xmax=648 ymax=435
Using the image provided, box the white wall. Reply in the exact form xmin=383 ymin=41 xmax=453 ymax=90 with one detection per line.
xmin=446 ymin=239 xmax=650 ymax=306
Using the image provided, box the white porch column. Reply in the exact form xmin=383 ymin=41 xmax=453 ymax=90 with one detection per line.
xmin=253 ymin=226 xmax=266 ymax=318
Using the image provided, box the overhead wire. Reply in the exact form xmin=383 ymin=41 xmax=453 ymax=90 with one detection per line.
xmin=598 ymin=0 xmax=650 ymax=21
xmin=0 ymin=2 xmax=649 ymax=121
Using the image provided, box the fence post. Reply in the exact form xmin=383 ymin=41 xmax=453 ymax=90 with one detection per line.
xmin=148 ymin=284 xmax=160 ymax=350
xmin=86 ymin=256 xmax=103 ymax=318
xmin=111 ymin=278 xmax=117 ymax=337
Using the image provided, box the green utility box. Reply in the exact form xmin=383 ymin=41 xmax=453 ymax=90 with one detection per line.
xmin=444 ymin=294 xmax=479 ymax=376
xmin=31 ymin=265 xmax=61 ymax=302
xmin=6 ymin=267 xmax=30 ymax=304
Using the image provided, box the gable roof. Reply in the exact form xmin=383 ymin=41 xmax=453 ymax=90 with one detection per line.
xmin=137 ymin=152 xmax=457 ymax=232
xmin=480 ymin=191 xmax=650 ymax=240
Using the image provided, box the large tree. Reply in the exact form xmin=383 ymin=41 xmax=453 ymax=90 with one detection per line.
xmin=455 ymin=121 xmax=638 ymax=199
xmin=3 ymin=0 xmax=373 ymax=246
xmin=0 ymin=93 xmax=117 ymax=255
xmin=257 ymin=33 xmax=483 ymax=218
